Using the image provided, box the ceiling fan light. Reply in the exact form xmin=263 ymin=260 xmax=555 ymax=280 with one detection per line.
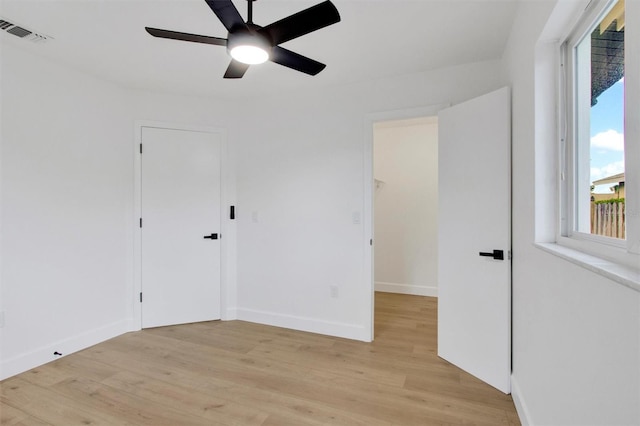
xmin=227 ymin=31 xmax=271 ymax=65
xmin=230 ymin=45 xmax=269 ymax=64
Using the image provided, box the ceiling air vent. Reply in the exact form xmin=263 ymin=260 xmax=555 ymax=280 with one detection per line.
xmin=0 ymin=18 xmax=51 ymax=43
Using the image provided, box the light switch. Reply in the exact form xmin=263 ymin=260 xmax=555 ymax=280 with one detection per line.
xmin=330 ymin=285 xmax=339 ymax=298
xmin=352 ymin=211 xmax=361 ymax=224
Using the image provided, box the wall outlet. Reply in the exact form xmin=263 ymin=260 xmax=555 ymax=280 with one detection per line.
xmin=330 ymin=285 xmax=339 ymax=298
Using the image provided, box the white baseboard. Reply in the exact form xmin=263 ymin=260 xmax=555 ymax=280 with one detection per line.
xmin=126 ymin=317 xmax=141 ymax=332
xmin=0 ymin=320 xmax=129 ymax=381
xmin=236 ymin=308 xmax=370 ymax=342
xmin=375 ymin=281 xmax=438 ymax=297
xmin=511 ymin=375 xmax=531 ymax=426
xmin=222 ymin=308 xmax=238 ymax=321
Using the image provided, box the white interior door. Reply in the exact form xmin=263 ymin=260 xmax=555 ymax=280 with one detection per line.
xmin=437 ymin=87 xmax=511 ymax=393
xmin=141 ymin=127 xmax=221 ymax=328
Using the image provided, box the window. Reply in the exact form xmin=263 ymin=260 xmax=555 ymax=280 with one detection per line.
xmin=562 ymin=0 xmax=638 ymax=263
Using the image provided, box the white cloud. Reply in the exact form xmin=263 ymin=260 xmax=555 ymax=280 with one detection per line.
xmin=591 ymin=160 xmax=625 ymax=182
xmin=591 ymin=129 xmax=624 ymax=151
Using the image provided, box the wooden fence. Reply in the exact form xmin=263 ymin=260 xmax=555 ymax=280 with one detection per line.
xmin=591 ymin=201 xmax=625 ymax=239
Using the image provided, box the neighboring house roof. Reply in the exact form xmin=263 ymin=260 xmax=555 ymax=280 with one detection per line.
xmin=593 ymin=172 xmax=625 ymax=186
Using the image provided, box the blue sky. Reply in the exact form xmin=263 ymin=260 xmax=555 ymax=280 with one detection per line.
xmin=590 ymin=78 xmax=625 ymax=193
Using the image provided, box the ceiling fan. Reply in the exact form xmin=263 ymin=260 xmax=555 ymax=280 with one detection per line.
xmin=145 ymin=0 xmax=341 ymax=79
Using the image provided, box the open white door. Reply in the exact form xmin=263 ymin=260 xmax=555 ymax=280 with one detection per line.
xmin=141 ymin=127 xmax=222 ymax=328
xmin=437 ymin=87 xmax=511 ymax=393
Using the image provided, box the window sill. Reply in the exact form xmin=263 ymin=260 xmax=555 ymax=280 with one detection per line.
xmin=535 ymin=242 xmax=640 ymax=293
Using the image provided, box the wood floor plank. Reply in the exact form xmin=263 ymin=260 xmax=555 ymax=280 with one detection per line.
xmin=0 ymin=293 xmax=520 ymax=425
xmin=0 ymin=399 xmax=51 ymax=426
xmin=1 ymin=377 xmax=135 ymax=425
xmin=245 ymin=343 xmax=408 ymax=388
xmin=100 ymin=370 xmax=270 ymax=426
xmin=196 ymin=379 xmax=392 ymax=426
xmin=51 ymin=375 xmax=221 ymax=425
xmin=19 ymin=353 xmax=121 ymax=388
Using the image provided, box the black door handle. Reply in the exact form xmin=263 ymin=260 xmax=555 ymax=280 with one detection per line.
xmin=203 ymin=233 xmax=218 ymax=240
xmin=479 ymin=249 xmax=504 ymax=260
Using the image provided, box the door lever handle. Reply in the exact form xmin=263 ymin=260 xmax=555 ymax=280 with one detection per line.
xmin=203 ymin=233 xmax=218 ymax=240
xmin=479 ymin=249 xmax=504 ymax=260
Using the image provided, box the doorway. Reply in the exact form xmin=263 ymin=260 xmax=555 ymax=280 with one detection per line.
xmin=364 ymin=105 xmax=445 ymax=341
xmin=373 ymin=117 xmax=438 ymax=297
xmin=365 ymin=88 xmax=511 ymax=393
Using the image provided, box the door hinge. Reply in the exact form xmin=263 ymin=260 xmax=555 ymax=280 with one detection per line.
xmin=139 ymin=143 xmax=143 ymax=154
xmin=370 ymin=239 xmax=373 ymax=246
xmin=139 ymin=218 xmax=142 ymax=228
xmin=139 ymin=292 xmax=143 ymax=303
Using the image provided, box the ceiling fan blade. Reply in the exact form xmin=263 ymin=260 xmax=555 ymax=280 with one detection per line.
xmin=205 ymin=0 xmax=247 ymax=32
xmin=223 ymin=60 xmax=250 ymax=78
xmin=270 ymin=46 xmax=326 ymax=76
xmin=259 ymin=0 xmax=340 ymax=45
xmin=145 ymin=27 xmax=227 ymax=46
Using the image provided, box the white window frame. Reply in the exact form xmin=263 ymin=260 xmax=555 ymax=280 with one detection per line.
xmin=558 ymin=0 xmax=639 ymax=271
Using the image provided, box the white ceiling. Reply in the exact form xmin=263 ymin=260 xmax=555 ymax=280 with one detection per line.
xmin=0 ymin=0 xmax=519 ymax=100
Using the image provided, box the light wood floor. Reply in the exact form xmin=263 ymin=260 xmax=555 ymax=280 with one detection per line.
xmin=1 ymin=293 xmax=520 ymax=425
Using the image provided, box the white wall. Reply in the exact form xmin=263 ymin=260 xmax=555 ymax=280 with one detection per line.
xmin=234 ymin=61 xmax=506 ymax=341
xmin=0 ymin=42 xmax=239 ymax=379
xmin=373 ymin=117 xmax=438 ymax=297
xmin=504 ymin=1 xmax=640 ymax=424
xmin=1 ymin=43 xmax=131 ymax=378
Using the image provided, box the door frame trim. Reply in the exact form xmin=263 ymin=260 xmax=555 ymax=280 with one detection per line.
xmin=132 ymin=120 xmax=232 ymax=331
xmin=363 ymin=103 xmax=449 ymax=341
